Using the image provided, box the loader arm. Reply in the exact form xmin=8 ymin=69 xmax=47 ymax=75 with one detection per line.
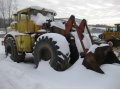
xmin=65 ymin=15 xmax=93 ymax=55
xmin=65 ymin=15 xmax=74 ymax=38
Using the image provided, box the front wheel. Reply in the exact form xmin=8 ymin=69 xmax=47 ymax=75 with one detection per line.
xmin=33 ymin=33 xmax=70 ymax=71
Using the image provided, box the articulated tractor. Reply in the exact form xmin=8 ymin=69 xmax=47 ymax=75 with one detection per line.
xmin=4 ymin=6 xmax=120 ymax=74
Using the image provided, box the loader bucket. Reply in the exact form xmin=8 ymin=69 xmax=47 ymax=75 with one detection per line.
xmin=82 ymin=45 xmax=120 ymax=74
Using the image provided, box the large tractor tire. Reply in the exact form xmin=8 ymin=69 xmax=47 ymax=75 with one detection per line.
xmin=68 ymin=38 xmax=79 ymax=65
xmin=4 ymin=37 xmax=25 ymax=62
xmin=33 ymin=33 xmax=70 ymax=71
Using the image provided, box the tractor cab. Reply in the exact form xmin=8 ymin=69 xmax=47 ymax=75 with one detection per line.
xmin=11 ymin=6 xmax=56 ymax=33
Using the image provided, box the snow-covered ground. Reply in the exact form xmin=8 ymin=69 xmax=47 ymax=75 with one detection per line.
xmin=0 ymin=38 xmax=120 ymax=89
xmin=0 ymin=31 xmax=5 ymax=34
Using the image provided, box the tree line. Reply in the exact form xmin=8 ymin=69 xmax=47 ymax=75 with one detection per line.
xmin=0 ymin=0 xmax=17 ymax=33
xmin=0 ymin=18 xmax=12 ymax=28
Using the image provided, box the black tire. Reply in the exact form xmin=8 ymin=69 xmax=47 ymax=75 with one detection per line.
xmin=4 ymin=37 xmax=25 ymax=62
xmin=33 ymin=36 xmax=70 ymax=71
xmin=69 ymin=39 xmax=79 ymax=65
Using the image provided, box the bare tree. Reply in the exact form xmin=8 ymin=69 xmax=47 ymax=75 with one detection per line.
xmin=7 ymin=0 xmax=13 ymax=25
xmin=6 ymin=0 xmax=18 ymax=25
xmin=0 ymin=0 xmax=7 ymax=32
xmin=13 ymin=0 xmax=18 ymax=13
xmin=0 ymin=0 xmax=17 ymax=33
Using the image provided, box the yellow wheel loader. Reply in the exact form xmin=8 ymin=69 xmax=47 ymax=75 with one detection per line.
xmin=99 ymin=24 xmax=120 ymax=47
xmin=4 ymin=6 xmax=118 ymax=74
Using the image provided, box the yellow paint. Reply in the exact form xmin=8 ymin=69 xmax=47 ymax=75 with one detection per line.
xmin=15 ymin=35 xmax=35 ymax=52
xmin=27 ymin=20 xmax=35 ymax=32
xmin=104 ymin=32 xmax=120 ymax=40
xmin=18 ymin=21 xmax=27 ymax=33
xmin=35 ymin=24 xmax=42 ymax=32
xmin=17 ymin=20 xmax=42 ymax=33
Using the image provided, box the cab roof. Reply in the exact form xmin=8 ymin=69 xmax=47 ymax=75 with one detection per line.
xmin=14 ymin=6 xmax=57 ymax=15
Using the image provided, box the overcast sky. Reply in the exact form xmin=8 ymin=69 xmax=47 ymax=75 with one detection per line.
xmin=17 ymin=0 xmax=120 ymax=25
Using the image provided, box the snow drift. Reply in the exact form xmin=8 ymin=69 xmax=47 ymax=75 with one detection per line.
xmin=0 ymin=37 xmax=120 ymax=89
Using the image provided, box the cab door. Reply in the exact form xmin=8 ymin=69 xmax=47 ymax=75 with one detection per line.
xmin=18 ymin=13 xmax=28 ymax=33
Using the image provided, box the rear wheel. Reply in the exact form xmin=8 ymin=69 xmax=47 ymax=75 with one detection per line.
xmin=4 ymin=37 xmax=25 ymax=62
xmin=33 ymin=33 xmax=70 ymax=71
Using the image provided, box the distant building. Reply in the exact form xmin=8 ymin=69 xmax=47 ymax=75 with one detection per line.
xmin=88 ymin=25 xmax=113 ymax=33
